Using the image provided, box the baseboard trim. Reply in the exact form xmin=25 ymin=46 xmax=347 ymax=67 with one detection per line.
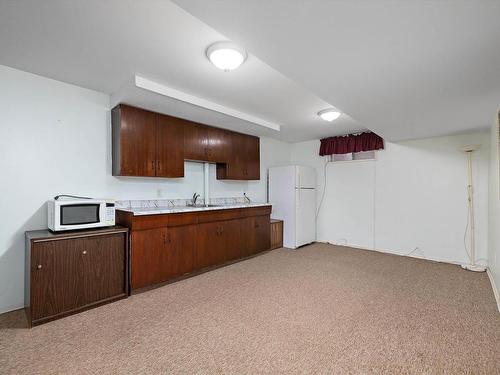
xmin=321 ymin=241 xmax=467 ymax=266
xmin=486 ymin=268 xmax=500 ymax=313
xmin=0 ymin=304 xmax=24 ymax=315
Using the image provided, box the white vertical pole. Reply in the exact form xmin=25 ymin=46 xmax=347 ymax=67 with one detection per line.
xmin=467 ymin=151 xmax=475 ymax=266
xmin=461 ymin=147 xmax=485 ymax=272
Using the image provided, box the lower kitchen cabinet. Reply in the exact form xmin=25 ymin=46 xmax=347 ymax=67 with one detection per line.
xmin=118 ymin=206 xmax=271 ymax=291
xmin=196 ymin=221 xmax=226 ymax=269
xmin=162 ymin=225 xmax=196 ymax=280
xmin=130 ymin=227 xmax=166 ymax=289
xmin=25 ymin=227 xmax=129 ymax=327
xmin=131 ymin=225 xmax=196 ymax=289
xmin=242 ymin=215 xmax=271 ymax=257
xmin=196 ymin=219 xmax=241 ymax=269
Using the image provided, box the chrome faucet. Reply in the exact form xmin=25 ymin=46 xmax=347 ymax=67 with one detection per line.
xmin=191 ymin=192 xmax=200 ymax=206
xmin=244 ymin=193 xmax=251 ymax=203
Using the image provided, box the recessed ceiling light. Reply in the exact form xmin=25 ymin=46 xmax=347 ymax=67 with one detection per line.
xmin=318 ymin=108 xmax=342 ymax=122
xmin=206 ymin=41 xmax=247 ymax=71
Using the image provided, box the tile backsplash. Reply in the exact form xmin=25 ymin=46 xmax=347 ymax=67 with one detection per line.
xmin=116 ymin=197 xmax=248 ymax=209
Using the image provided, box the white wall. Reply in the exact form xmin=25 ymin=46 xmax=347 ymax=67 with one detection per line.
xmin=488 ymin=115 xmax=500 ymax=307
xmin=291 ymin=131 xmax=490 ymax=265
xmin=0 ymin=65 xmax=292 ymax=313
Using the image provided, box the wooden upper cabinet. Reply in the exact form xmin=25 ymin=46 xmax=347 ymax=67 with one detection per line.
xmin=112 ymin=104 xmax=156 ymax=177
xmin=112 ymin=104 xmax=184 ymax=178
xmin=157 ymin=114 xmax=184 ymax=178
xmin=243 ymin=134 xmax=260 ymax=179
xmin=217 ymin=132 xmax=260 ymax=180
xmin=184 ymin=121 xmax=209 ymax=161
xmin=113 ymin=103 xmax=259 ymax=180
xmin=206 ymin=126 xmax=228 ymax=162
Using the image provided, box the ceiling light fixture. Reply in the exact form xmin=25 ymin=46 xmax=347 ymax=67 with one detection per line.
xmin=318 ymin=108 xmax=342 ymax=122
xmin=206 ymin=41 xmax=247 ymax=71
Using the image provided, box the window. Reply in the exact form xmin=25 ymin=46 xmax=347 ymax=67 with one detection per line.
xmin=332 ymin=150 xmax=376 ymax=162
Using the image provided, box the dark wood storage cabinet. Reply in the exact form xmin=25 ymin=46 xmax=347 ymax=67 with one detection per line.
xmin=112 ymin=104 xmax=260 ymax=180
xmin=25 ymin=227 xmax=129 ymax=327
xmin=270 ymin=219 xmax=284 ymax=250
xmin=117 ymin=206 xmax=271 ymax=291
xmin=112 ymin=105 xmax=184 ymax=178
xmin=216 ymin=132 xmax=260 ymax=180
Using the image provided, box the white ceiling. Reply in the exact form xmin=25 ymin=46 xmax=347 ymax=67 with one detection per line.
xmin=1 ymin=1 xmax=498 ymax=143
xmin=0 ymin=0 xmax=365 ymax=143
xmin=175 ymin=0 xmax=500 ymax=141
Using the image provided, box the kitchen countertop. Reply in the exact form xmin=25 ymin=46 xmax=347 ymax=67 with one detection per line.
xmin=117 ymin=202 xmax=272 ymax=216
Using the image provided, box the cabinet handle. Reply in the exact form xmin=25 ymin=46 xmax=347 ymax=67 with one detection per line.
xmin=151 ymin=161 xmax=155 ymax=171
xmin=82 ymin=250 xmax=87 ymax=255
xmin=37 ymin=265 xmax=42 ymax=270
xmin=157 ymin=160 xmax=161 ymax=171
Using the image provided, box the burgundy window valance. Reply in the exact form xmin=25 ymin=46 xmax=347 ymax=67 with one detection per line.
xmin=319 ymin=132 xmax=384 ymax=156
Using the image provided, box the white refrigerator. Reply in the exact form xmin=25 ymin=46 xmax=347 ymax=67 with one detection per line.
xmin=268 ymin=166 xmax=316 ymax=249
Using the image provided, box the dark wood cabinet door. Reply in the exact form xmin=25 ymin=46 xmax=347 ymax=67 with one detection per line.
xmin=241 ymin=215 xmax=270 ymax=256
xmin=222 ymin=219 xmax=242 ymax=262
xmin=206 ymin=126 xmax=229 ymax=163
xmin=184 ymin=121 xmax=209 ymax=161
xmin=217 ymin=132 xmax=260 ymax=180
xmin=254 ymin=215 xmax=271 ymax=253
xmin=226 ymin=132 xmax=246 ymax=179
xmin=112 ymin=105 xmax=157 ymax=177
xmin=131 ymin=228 xmax=167 ymax=289
xmin=241 ymin=217 xmax=256 ymax=257
xmin=82 ymin=234 xmax=125 ymax=304
xmin=30 ymin=239 xmax=85 ymax=320
xmin=157 ymin=114 xmax=185 ymax=177
xmin=244 ymin=135 xmax=260 ymax=179
xmin=161 ymin=225 xmax=196 ymax=279
xmin=195 ymin=221 xmax=226 ymax=269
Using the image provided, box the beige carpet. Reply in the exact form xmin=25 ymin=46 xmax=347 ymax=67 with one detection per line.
xmin=1 ymin=243 xmax=499 ymax=374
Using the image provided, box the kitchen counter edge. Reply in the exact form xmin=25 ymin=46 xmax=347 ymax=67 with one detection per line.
xmin=117 ymin=203 xmax=272 ymax=216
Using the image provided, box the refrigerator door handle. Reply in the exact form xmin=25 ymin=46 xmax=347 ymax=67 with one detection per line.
xmin=298 ymin=189 xmax=300 ymax=208
xmin=298 ymin=172 xmax=301 ymax=206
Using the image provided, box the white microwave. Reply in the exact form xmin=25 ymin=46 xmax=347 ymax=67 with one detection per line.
xmin=48 ymin=197 xmax=115 ymax=232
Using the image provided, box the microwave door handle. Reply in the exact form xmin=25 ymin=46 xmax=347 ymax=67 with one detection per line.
xmin=100 ymin=203 xmax=105 ymax=223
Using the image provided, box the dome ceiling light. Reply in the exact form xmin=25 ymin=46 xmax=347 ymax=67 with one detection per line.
xmin=206 ymin=41 xmax=247 ymax=71
xmin=318 ymin=108 xmax=342 ymax=122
